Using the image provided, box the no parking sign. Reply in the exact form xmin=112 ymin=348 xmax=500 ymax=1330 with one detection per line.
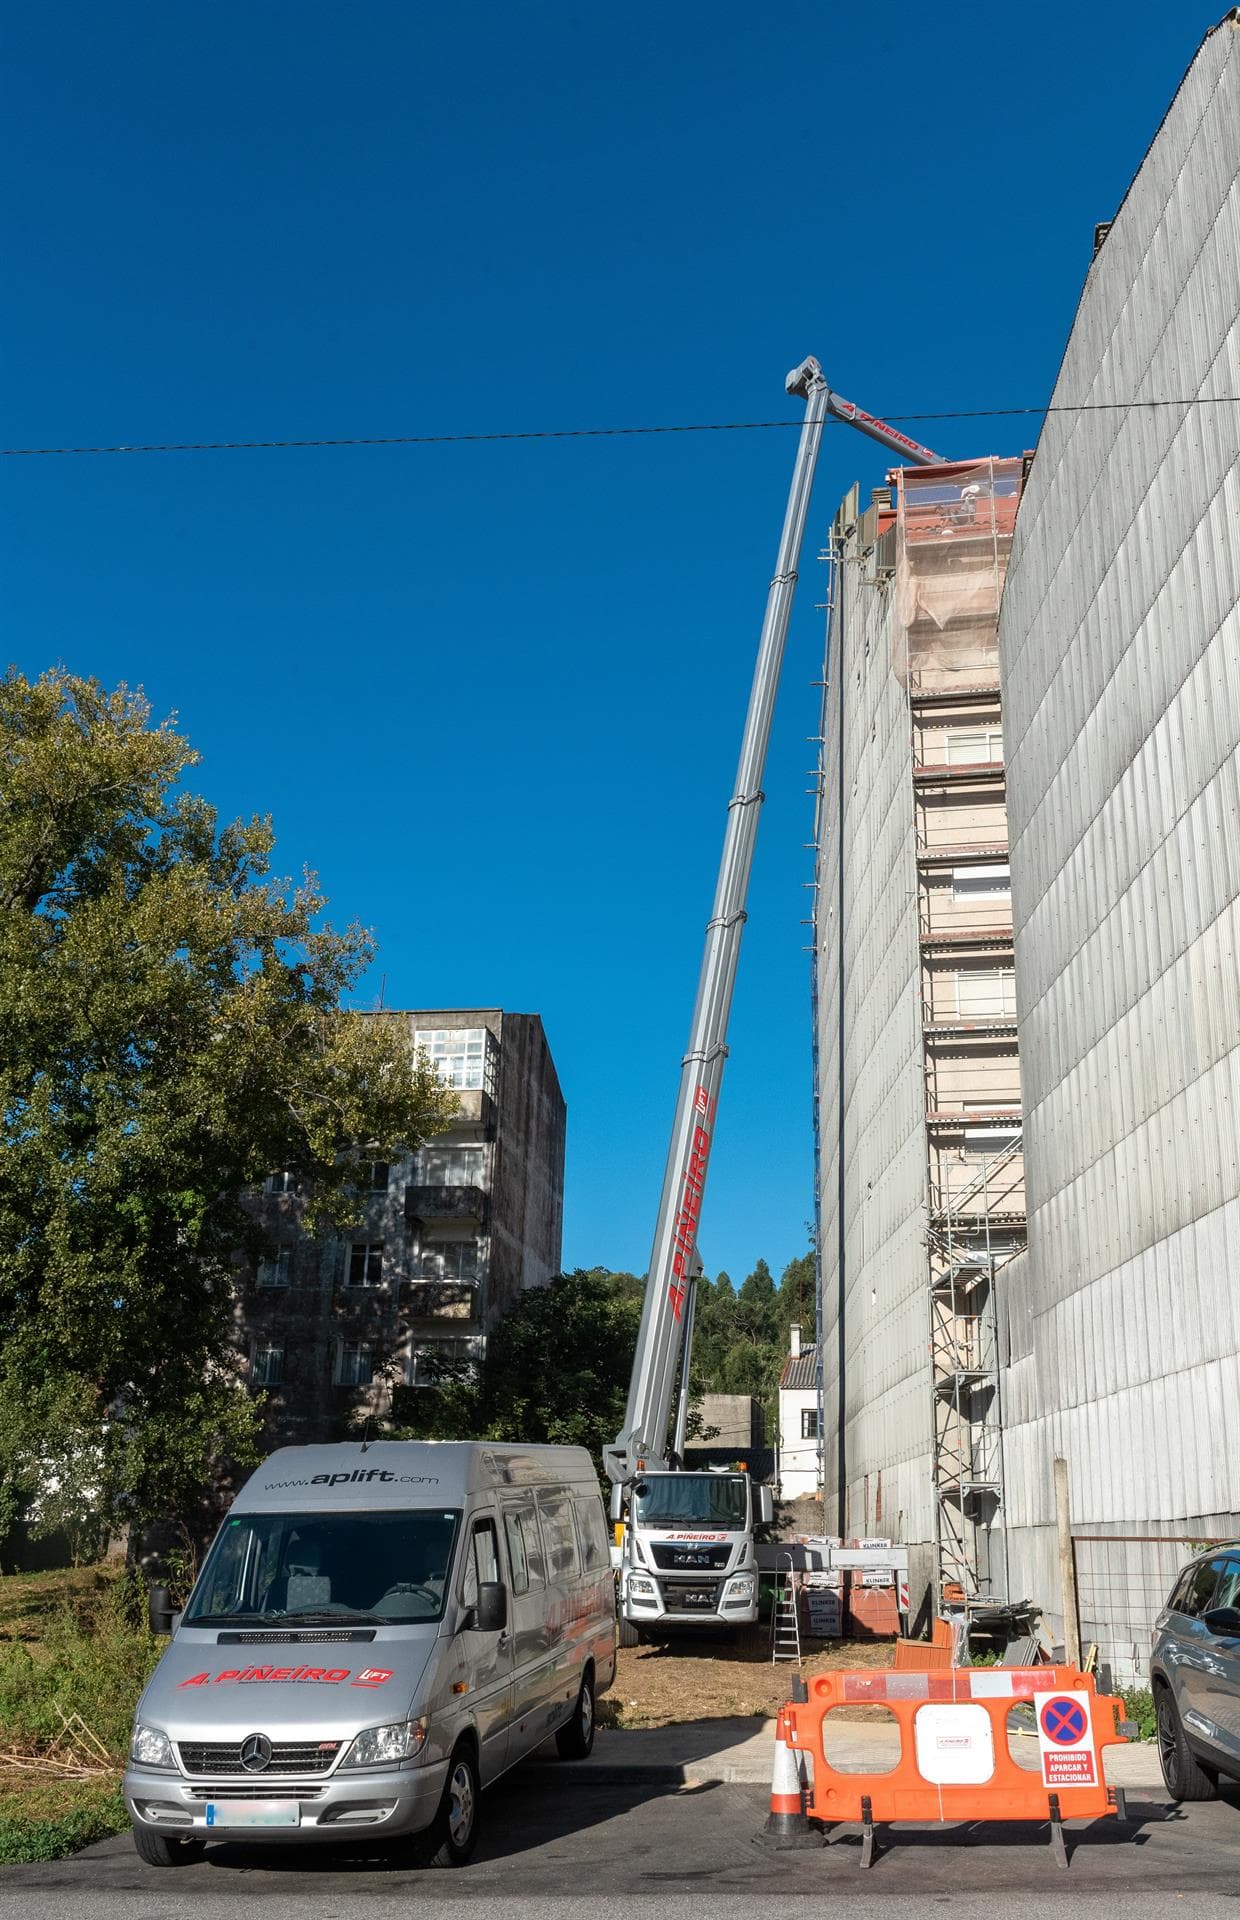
xmin=1034 ymin=1689 xmax=1098 ymax=1788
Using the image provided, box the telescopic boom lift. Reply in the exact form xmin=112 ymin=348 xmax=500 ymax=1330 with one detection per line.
xmin=604 ymin=361 xmax=943 ymax=1642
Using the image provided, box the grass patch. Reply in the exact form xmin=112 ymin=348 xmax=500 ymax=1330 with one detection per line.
xmin=0 ymin=1563 xmax=160 ymax=1861
xmin=0 ymin=1778 xmax=128 ymax=1864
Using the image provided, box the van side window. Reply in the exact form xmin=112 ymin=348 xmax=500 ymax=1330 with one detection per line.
xmin=503 ymin=1509 xmax=529 ymax=1596
xmin=461 ymin=1518 xmax=500 ymax=1610
xmin=516 ymin=1506 xmax=545 ymax=1589
xmin=574 ymin=1496 xmax=610 ymax=1572
xmin=538 ymin=1493 xmax=579 ymax=1580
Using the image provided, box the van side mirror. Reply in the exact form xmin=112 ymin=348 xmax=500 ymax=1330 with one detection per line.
xmin=1203 ymin=1605 xmax=1240 ymax=1638
xmin=474 ymin=1582 xmax=508 ymax=1634
xmin=148 ymin=1584 xmax=176 ymax=1636
xmin=755 ymin=1485 xmax=774 ymax=1526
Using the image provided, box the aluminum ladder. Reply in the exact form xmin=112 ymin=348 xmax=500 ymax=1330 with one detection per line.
xmin=770 ymin=1553 xmax=802 ymax=1664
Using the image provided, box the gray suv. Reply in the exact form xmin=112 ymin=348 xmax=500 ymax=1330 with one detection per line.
xmin=1150 ymin=1545 xmax=1240 ymax=1799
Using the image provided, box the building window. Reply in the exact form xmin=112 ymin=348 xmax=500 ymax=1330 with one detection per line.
xmin=800 ymin=1408 xmax=820 ymax=1440
xmin=348 ymin=1242 xmax=385 ymax=1288
xmin=960 ymin=1123 xmax=1021 ymax=1156
xmin=257 ymin=1247 xmax=291 ymax=1289
xmin=336 ymin=1340 xmax=373 ymax=1387
xmin=252 ymin=1342 xmax=284 ymax=1386
xmin=359 ymin=1160 xmax=389 ymax=1193
xmin=419 ymin=1240 xmax=480 ymax=1284
xmin=955 ymin=969 xmax=1017 ymax=1018
xmin=415 ymin=1027 xmax=491 ymax=1092
xmin=945 ymin=729 xmax=1003 ymax=764
xmin=415 ymin=1143 xmax=486 ymax=1186
xmin=264 ymin=1170 xmax=298 ymax=1195
xmin=407 ymin=1337 xmax=479 ymax=1386
xmin=952 ymin=863 xmax=1010 ymax=902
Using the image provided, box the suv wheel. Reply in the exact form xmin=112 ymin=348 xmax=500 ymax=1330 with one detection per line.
xmin=556 ymin=1670 xmax=596 ymax=1759
xmin=132 ymin=1826 xmax=205 ymax=1868
xmin=1156 ymin=1684 xmax=1218 ymax=1801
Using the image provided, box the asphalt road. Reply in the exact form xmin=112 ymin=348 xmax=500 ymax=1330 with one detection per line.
xmin=3 ymin=1771 xmax=1239 ymax=1919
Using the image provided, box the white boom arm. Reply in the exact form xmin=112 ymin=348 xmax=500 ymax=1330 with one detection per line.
xmin=821 ymin=383 xmax=944 ymax=467
xmin=603 ymin=356 xmax=830 ymax=1488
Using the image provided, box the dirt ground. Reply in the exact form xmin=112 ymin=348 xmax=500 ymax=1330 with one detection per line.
xmin=600 ymin=1635 xmax=896 ymax=1729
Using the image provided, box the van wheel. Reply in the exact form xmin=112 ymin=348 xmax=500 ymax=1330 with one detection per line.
xmin=556 ymin=1671 xmax=595 ymax=1759
xmin=1156 ymin=1685 xmax=1218 ymax=1801
xmin=418 ymin=1743 xmax=481 ymax=1867
xmin=619 ymin=1620 xmax=641 ymax=1648
xmin=132 ymin=1826 xmax=205 ymax=1868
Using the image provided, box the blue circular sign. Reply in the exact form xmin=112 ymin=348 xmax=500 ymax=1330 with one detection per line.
xmin=1041 ymin=1696 xmax=1087 ymax=1745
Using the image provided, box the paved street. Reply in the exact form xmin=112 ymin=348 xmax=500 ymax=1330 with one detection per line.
xmin=2 ymin=1765 xmax=1238 ymax=1920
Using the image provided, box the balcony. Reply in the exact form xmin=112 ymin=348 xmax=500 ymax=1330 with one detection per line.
xmin=405 ymin=1184 xmax=489 ymax=1227
xmin=400 ymin=1279 xmax=478 ymax=1322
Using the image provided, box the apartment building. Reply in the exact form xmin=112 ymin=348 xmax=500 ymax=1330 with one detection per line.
xmin=237 ymin=1009 xmax=565 ymax=1444
xmin=814 ymin=456 xmax=1027 ymax=1620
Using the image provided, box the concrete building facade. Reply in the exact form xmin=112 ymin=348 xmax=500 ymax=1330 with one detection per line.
xmin=237 ymin=1009 xmax=565 ymax=1445
xmin=814 ymin=457 xmax=1027 ymax=1621
xmin=994 ymin=15 xmax=1240 ymax=1680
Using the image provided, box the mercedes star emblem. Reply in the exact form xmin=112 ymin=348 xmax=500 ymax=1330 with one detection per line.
xmin=240 ymin=1732 xmax=273 ymax=1773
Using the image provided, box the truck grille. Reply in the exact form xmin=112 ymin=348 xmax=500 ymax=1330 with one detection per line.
xmin=649 ymin=1543 xmax=731 ymax=1572
xmin=177 ymin=1740 xmax=343 ymax=1777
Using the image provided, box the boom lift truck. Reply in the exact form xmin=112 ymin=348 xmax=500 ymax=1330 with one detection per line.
xmin=603 ymin=361 xmax=941 ymax=1644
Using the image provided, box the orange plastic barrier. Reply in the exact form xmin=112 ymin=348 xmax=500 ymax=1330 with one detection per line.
xmin=782 ymin=1665 xmax=1129 ymax=1866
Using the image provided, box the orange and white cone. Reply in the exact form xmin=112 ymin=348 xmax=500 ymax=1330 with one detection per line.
xmin=761 ymin=1707 xmax=818 ymax=1847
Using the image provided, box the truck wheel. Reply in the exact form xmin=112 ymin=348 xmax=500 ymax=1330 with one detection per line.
xmin=132 ymin=1826 xmax=205 ymax=1868
xmin=1156 ymin=1684 xmax=1218 ymax=1801
xmin=619 ymin=1620 xmax=641 ymax=1648
xmin=556 ymin=1671 xmax=595 ymax=1759
xmin=418 ymin=1743 xmax=481 ymax=1867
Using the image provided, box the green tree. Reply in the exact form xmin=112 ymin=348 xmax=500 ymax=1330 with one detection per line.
xmin=0 ymin=668 xmax=457 ymax=1545
xmin=393 ymin=1268 xmax=644 ymax=1467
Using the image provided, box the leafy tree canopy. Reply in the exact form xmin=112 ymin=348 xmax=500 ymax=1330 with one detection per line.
xmin=0 ymin=668 xmax=457 ymax=1544
xmin=393 ymin=1268 xmax=644 ymax=1463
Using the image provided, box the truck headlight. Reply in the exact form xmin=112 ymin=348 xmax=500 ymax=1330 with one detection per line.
xmin=340 ymin=1717 xmax=429 ymax=1769
xmin=728 ymin=1576 xmax=755 ymax=1601
xmin=130 ymin=1724 xmax=174 ymax=1770
xmin=629 ymin=1576 xmax=656 ymax=1597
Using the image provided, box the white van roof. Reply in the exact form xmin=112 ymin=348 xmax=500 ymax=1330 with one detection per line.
xmin=233 ymin=1440 xmax=600 ymax=1513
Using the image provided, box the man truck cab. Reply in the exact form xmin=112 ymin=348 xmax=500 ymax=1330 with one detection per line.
xmin=615 ymin=1468 xmax=771 ymax=1640
xmin=125 ymin=1441 xmax=616 ymax=1867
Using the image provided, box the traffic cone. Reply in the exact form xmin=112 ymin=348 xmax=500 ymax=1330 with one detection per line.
xmin=760 ymin=1707 xmax=820 ymax=1848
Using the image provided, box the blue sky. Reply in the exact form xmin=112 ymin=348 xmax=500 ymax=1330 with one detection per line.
xmin=1 ymin=2 xmax=1210 ymax=1284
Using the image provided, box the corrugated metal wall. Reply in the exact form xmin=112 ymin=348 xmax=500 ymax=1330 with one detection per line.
xmin=816 ymin=521 xmax=933 ymax=1561
xmin=996 ymin=15 xmax=1240 ymax=1681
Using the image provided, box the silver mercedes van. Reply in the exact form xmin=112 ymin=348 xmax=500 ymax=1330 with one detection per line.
xmin=124 ymin=1441 xmax=616 ymax=1867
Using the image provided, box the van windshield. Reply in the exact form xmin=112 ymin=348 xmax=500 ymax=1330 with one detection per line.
xmin=184 ymin=1509 xmax=462 ymax=1627
xmin=633 ymin=1474 xmax=748 ymax=1531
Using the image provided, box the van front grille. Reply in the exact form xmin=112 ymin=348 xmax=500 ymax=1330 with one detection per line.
xmin=177 ymin=1740 xmax=342 ymax=1777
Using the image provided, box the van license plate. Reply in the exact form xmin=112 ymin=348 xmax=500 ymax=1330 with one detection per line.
xmin=205 ymin=1800 xmax=299 ymax=1828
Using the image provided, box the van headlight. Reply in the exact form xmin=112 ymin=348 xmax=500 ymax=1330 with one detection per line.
xmin=340 ymin=1717 xmax=429 ymax=1769
xmin=130 ymin=1724 xmax=174 ymax=1769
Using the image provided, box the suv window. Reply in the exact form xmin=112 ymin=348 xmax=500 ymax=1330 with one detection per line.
xmin=1212 ymin=1556 xmax=1240 ymax=1613
xmin=1172 ymin=1557 xmax=1225 ymax=1618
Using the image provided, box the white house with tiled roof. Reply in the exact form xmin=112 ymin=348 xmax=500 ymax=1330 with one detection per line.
xmin=777 ymin=1324 xmax=820 ymax=1499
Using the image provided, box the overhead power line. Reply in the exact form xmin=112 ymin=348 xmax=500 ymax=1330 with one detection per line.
xmin=0 ymin=396 xmax=1234 ymax=460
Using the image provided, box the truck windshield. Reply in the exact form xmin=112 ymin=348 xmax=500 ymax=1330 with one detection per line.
xmin=184 ymin=1509 xmax=462 ymax=1627
xmin=633 ymin=1475 xmax=748 ymax=1531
